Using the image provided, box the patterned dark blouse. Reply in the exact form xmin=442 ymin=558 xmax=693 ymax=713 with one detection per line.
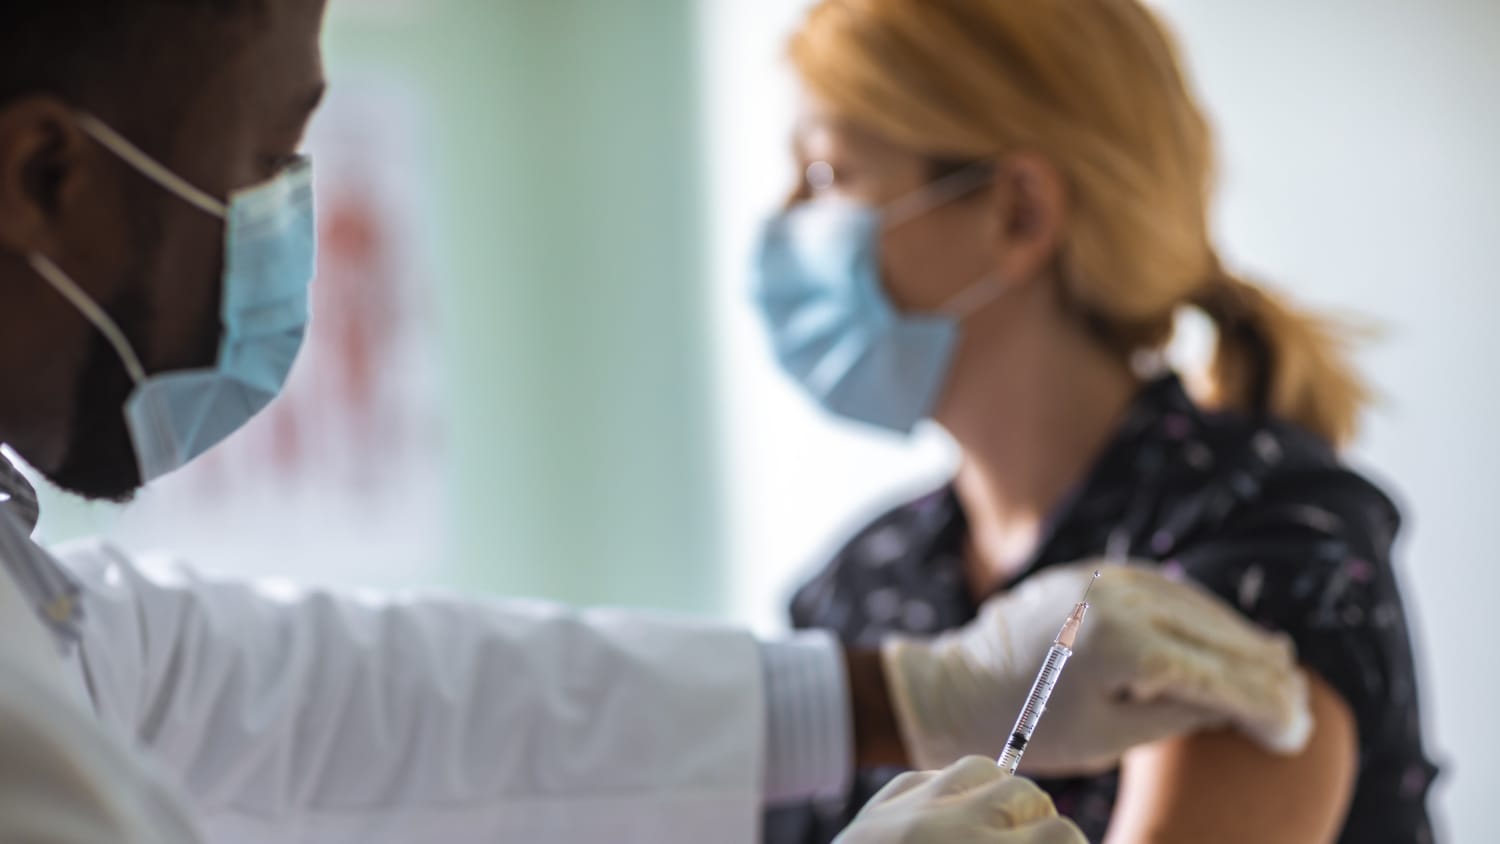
xmin=763 ymin=374 xmax=1437 ymax=844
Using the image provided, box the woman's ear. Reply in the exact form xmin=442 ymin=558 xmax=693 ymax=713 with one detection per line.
xmin=989 ymin=153 xmax=1068 ymax=287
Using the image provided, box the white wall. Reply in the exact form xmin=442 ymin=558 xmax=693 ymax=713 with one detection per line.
xmin=700 ymin=1 xmax=1499 ymax=838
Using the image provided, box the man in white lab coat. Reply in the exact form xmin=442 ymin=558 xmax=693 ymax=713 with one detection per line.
xmin=0 ymin=2 xmax=1311 ymax=843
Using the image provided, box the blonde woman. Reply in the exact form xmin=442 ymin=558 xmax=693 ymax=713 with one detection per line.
xmin=752 ymin=1 xmax=1437 ymax=842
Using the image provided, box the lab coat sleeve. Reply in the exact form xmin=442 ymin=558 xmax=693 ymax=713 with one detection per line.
xmin=55 ymin=541 xmax=768 ymax=844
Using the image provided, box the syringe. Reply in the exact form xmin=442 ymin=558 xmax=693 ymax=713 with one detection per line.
xmin=997 ymin=570 xmax=1100 ymax=774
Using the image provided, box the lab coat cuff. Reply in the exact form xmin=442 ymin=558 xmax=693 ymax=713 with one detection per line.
xmin=759 ymin=631 xmax=854 ymax=805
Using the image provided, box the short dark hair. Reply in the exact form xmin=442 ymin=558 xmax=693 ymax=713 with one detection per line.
xmin=0 ymin=1 xmax=260 ymax=134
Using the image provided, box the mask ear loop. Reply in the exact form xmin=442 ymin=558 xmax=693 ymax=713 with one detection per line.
xmin=938 ymin=274 xmax=1009 ymax=321
xmin=28 ymin=253 xmax=148 ymax=385
xmin=31 ymin=113 xmax=233 ymax=388
xmin=73 ymin=113 xmax=227 ymax=219
xmin=881 ymin=161 xmax=1010 ymax=321
xmin=880 ymin=160 xmax=998 ymax=231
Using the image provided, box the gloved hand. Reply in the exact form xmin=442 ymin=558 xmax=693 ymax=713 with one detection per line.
xmin=883 ymin=562 xmax=1311 ymax=776
xmin=834 ymin=756 xmax=1084 ymax=844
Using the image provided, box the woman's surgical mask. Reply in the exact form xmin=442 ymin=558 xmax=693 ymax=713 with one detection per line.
xmin=28 ymin=113 xmax=315 ymax=484
xmin=751 ymin=163 xmax=1001 ymax=434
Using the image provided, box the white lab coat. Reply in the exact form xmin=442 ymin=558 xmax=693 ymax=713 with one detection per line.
xmin=4 ymin=540 xmax=768 ymax=843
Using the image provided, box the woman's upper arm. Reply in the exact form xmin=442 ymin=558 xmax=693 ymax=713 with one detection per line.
xmin=1105 ymin=669 xmax=1358 ymax=844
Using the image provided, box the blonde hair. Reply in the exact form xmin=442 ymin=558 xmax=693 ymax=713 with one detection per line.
xmin=790 ymin=0 xmax=1370 ymax=446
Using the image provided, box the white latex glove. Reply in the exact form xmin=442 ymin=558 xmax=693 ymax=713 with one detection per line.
xmin=883 ymin=562 xmax=1311 ymax=776
xmin=834 ymin=756 xmax=1085 ymax=844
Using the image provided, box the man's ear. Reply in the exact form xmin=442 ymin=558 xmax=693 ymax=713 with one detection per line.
xmin=0 ymin=97 xmax=96 ymax=257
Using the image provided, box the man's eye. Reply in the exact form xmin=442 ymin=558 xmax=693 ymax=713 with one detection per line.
xmin=261 ymin=153 xmax=303 ymax=177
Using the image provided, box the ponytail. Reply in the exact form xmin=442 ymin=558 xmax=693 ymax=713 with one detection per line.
xmin=1192 ymin=263 xmax=1371 ymax=448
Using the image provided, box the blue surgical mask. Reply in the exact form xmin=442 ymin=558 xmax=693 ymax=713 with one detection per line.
xmin=751 ymin=166 xmax=1002 ymax=434
xmin=29 ymin=113 xmax=315 ymax=483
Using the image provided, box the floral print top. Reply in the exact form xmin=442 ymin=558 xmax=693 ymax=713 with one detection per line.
xmin=763 ymin=374 xmax=1438 ymax=844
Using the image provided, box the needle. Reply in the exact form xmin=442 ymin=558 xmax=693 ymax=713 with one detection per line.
xmin=1080 ymin=570 xmax=1101 ymax=605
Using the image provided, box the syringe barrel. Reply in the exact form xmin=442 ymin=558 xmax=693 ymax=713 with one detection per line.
xmin=997 ymin=643 xmax=1073 ymax=773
